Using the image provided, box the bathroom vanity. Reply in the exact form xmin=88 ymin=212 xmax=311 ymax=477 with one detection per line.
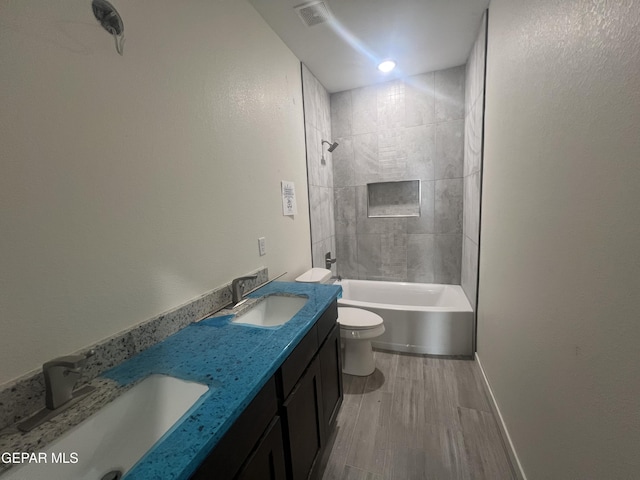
xmin=0 ymin=282 xmax=341 ymax=480
xmin=192 ymin=300 xmax=341 ymax=480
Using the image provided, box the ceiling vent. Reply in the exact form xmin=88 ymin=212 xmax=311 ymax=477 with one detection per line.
xmin=294 ymin=1 xmax=333 ymax=27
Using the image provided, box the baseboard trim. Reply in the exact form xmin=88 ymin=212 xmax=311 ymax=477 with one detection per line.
xmin=475 ymin=352 xmax=527 ymax=480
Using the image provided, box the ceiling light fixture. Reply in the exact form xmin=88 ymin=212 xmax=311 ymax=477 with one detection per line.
xmin=377 ymin=59 xmax=396 ymax=73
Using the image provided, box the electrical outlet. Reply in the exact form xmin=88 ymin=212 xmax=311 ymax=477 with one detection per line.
xmin=258 ymin=237 xmax=266 ymax=256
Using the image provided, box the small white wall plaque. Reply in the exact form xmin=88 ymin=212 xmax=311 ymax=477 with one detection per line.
xmin=281 ymin=180 xmax=297 ymax=216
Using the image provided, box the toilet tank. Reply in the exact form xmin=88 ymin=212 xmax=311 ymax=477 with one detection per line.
xmin=295 ymin=268 xmax=332 ymax=284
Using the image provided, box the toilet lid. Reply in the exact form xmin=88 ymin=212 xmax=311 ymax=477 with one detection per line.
xmin=337 ymin=307 xmax=383 ymax=330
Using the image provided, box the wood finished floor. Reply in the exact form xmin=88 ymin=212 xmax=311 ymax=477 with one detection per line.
xmin=320 ymin=350 xmax=516 ymax=480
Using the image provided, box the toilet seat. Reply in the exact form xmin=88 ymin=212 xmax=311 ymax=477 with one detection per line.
xmin=337 ymin=307 xmax=383 ymax=330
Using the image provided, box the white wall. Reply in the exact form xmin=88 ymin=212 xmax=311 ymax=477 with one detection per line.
xmin=0 ymin=0 xmax=311 ymax=386
xmin=479 ymin=0 xmax=640 ymax=478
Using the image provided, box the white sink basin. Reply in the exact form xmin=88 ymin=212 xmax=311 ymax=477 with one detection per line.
xmin=232 ymin=295 xmax=307 ymax=327
xmin=1 ymin=375 xmax=208 ymax=480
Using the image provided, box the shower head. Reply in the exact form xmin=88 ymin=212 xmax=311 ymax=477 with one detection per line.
xmin=322 ymin=140 xmax=339 ymax=152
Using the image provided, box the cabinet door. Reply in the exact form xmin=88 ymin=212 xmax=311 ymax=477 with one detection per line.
xmin=281 ymin=356 xmax=324 ymax=480
xmin=235 ymin=416 xmax=286 ymax=480
xmin=191 ymin=378 xmax=278 ymax=480
xmin=319 ymin=324 xmax=343 ymax=438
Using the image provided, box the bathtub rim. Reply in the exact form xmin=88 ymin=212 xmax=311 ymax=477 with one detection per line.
xmin=337 ymin=297 xmax=473 ymax=313
xmin=336 ymin=279 xmax=473 ymax=313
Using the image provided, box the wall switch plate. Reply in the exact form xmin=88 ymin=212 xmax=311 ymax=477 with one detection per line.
xmin=258 ymin=237 xmax=266 ymax=256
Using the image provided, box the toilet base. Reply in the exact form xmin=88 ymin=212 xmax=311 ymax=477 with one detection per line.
xmin=342 ymin=339 xmax=375 ymax=376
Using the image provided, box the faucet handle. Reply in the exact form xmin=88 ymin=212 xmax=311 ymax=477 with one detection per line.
xmin=231 ymin=275 xmax=258 ymax=291
xmin=42 ymin=350 xmax=95 ymax=411
xmin=234 ymin=274 xmax=258 ymax=282
xmin=324 ymin=252 xmax=337 ymax=269
xmin=43 ymin=350 xmax=95 ymax=371
xmin=231 ymin=274 xmax=259 ymax=305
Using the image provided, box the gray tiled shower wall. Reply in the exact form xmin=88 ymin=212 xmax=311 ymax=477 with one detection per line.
xmin=302 ymin=64 xmax=336 ymax=272
xmin=330 ymin=67 xmax=466 ymax=283
xmin=462 ymin=12 xmax=487 ymax=309
xmin=302 ymin=55 xmax=485 ymax=288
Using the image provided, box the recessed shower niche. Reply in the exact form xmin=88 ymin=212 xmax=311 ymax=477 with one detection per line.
xmin=367 ymin=180 xmax=421 ymax=218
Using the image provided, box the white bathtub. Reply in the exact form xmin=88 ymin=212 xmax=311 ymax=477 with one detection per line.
xmin=336 ymin=279 xmax=474 ymax=356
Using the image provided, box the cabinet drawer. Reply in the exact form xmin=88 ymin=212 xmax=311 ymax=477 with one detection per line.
xmin=315 ymin=300 xmax=338 ymax=346
xmin=278 ymin=325 xmax=318 ymax=399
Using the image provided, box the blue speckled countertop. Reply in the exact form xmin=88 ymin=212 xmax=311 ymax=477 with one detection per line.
xmin=101 ymin=281 xmax=340 ymax=480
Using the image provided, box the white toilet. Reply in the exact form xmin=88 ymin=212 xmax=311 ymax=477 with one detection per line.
xmin=295 ymin=268 xmax=385 ymax=377
xmin=336 ymin=307 xmax=384 ymax=376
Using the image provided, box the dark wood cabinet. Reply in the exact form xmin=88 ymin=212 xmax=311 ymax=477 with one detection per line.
xmin=318 ymin=324 xmax=343 ymax=437
xmin=281 ymin=356 xmax=324 ymax=480
xmin=191 ymin=299 xmax=341 ymax=480
xmin=235 ymin=416 xmax=287 ymax=480
xmin=278 ymin=300 xmax=341 ymax=480
xmin=191 ymin=378 xmax=279 ymax=480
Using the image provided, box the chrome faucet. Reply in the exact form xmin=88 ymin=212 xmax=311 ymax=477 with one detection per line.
xmin=18 ymin=350 xmax=96 ymax=432
xmin=231 ymin=275 xmax=258 ymax=305
xmin=325 ymin=252 xmax=337 ymax=270
xmin=44 ymin=350 xmax=95 ymax=410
